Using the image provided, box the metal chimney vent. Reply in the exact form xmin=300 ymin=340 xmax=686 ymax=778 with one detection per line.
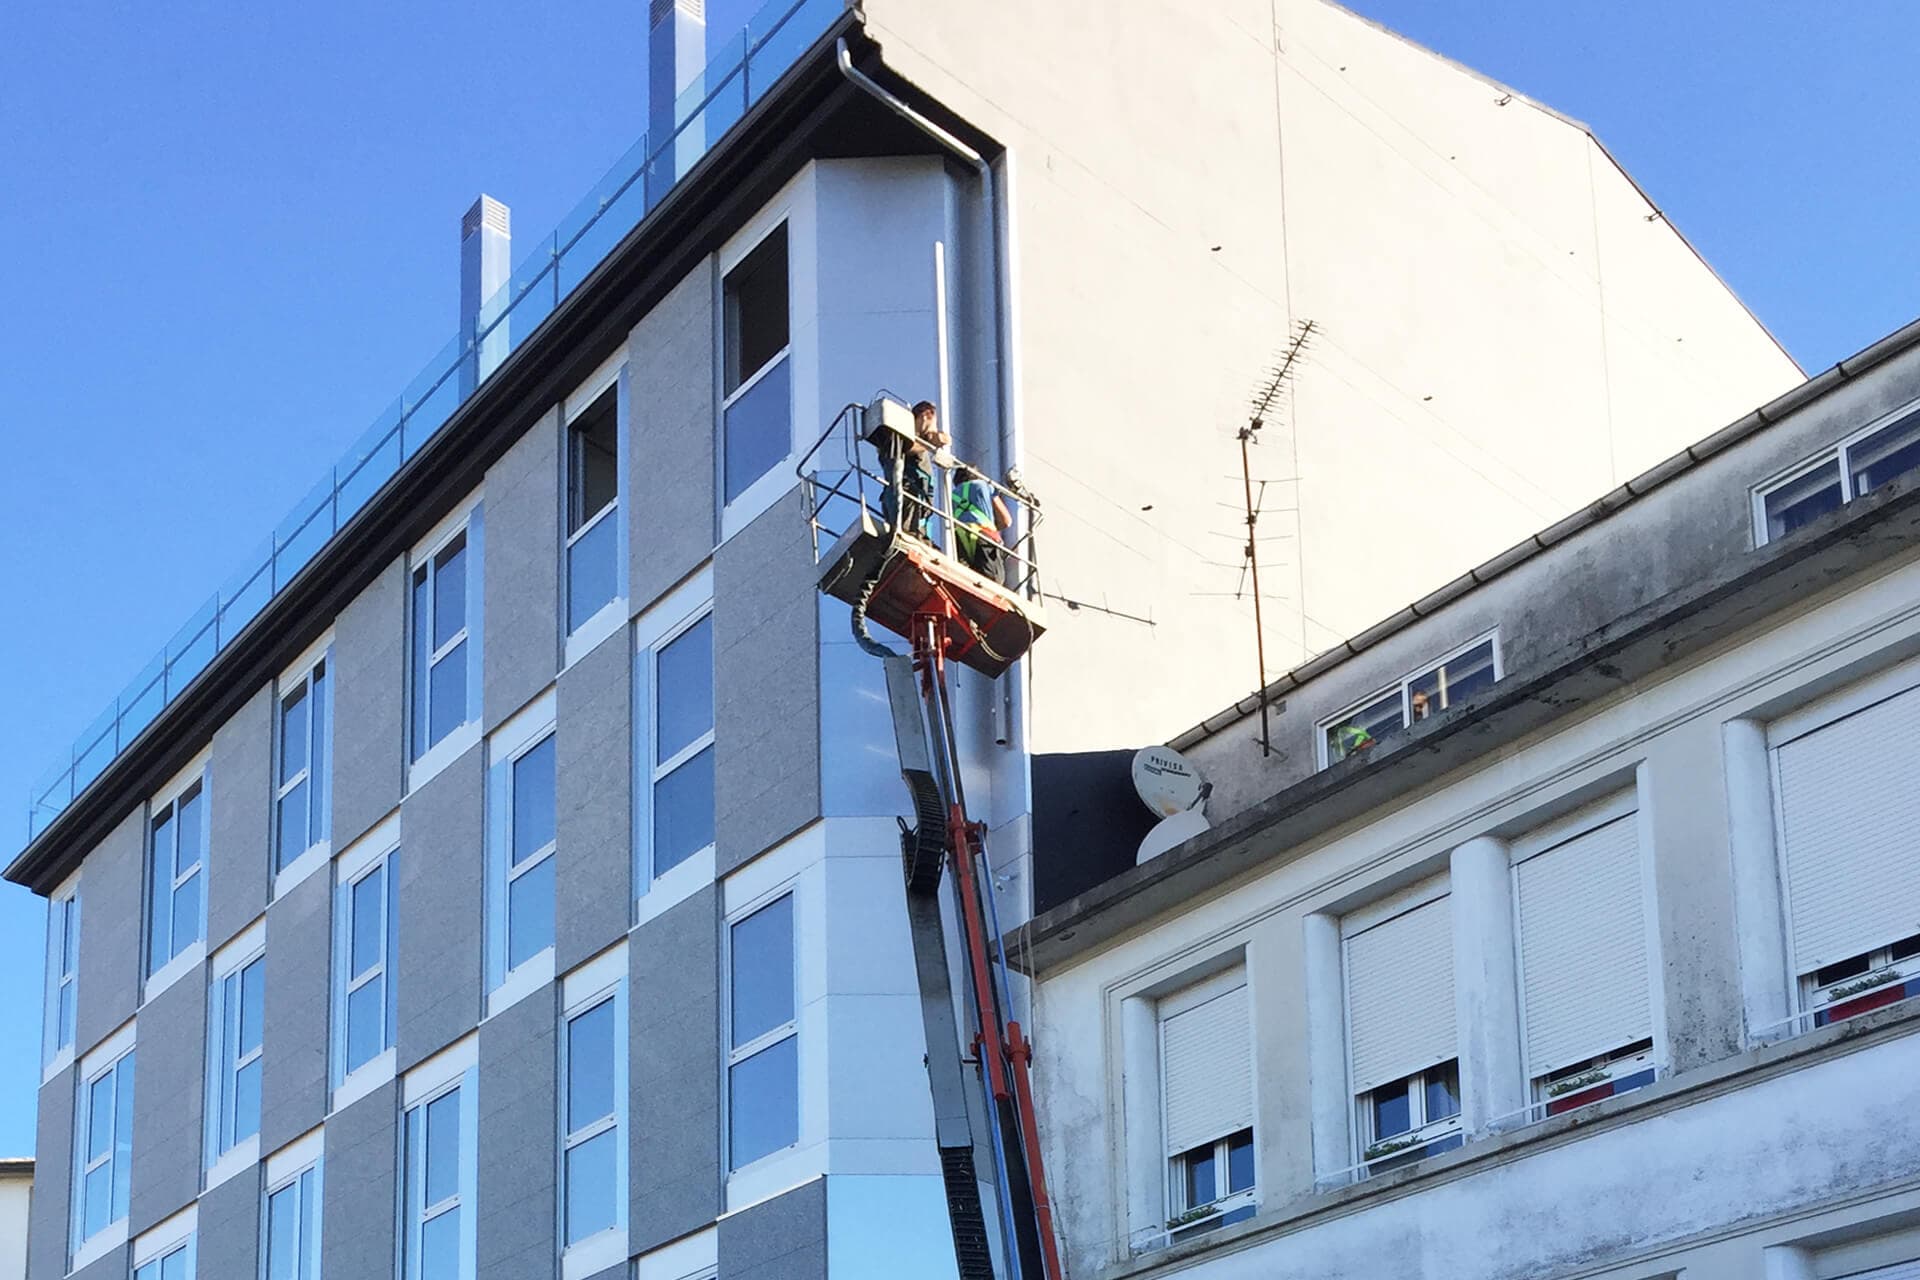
xmin=650 ymin=0 xmax=704 ymax=25
xmin=461 ymin=194 xmax=511 ymax=240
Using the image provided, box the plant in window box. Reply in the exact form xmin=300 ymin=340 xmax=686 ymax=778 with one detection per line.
xmin=1546 ymin=1068 xmax=1610 ymax=1097
xmin=1826 ymin=968 xmax=1903 ymax=1002
xmin=1166 ymin=1204 xmax=1222 ymax=1231
xmin=1362 ymin=1135 xmax=1423 ymax=1162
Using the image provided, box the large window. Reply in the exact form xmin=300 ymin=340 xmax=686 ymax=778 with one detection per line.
xmin=411 ymin=516 xmax=480 ymax=765
xmin=1159 ymin=973 xmax=1256 ymax=1240
xmin=561 ymin=986 xmax=625 ymax=1252
xmin=206 ymin=950 xmax=265 ymax=1164
xmin=275 ymin=655 xmax=332 ymax=873
xmin=487 ymin=726 xmax=556 ymax=993
xmin=721 ymin=223 xmax=792 ymax=505
xmin=73 ymin=1042 xmax=135 ymax=1255
xmin=727 ymin=893 xmax=798 ymax=1169
xmin=133 ymin=1232 xmax=194 ymax=1280
xmin=639 ymin=609 xmax=715 ymax=883
xmin=566 ymin=386 xmax=621 ymax=635
xmin=1344 ymin=890 xmax=1458 ymax=1174
xmin=1512 ymin=804 xmax=1656 ymax=1114
xmin=1772 ymin=674 xmax=1920 ymax=1029
xmin=403 ymin=1073 xmax=476 ymax=1280
xmin=333 ymin=848 xmax=399 ymax=1087
xmin=1319 ymin=635 xmax=1500 ymax=766
xmin=1755 ymin=404 xmax=1920 ymax=544
xmin=43 ymin=887 xmax=78 ymax=1068
xmin=263 ymin=1163 xmax=322 ymax=1280
xmin=147 ymin=777 xmax=207 ymax=979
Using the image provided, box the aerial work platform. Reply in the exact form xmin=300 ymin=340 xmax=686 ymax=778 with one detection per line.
xmin=801 ymin=396 xmax=1046 ymax=678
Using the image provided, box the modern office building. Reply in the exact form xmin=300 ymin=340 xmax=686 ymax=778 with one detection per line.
xmin=1016 ymin=318 xmax=1920 ymax=1278
xmin=8 ymin=2 xmax=1807 ymax=1278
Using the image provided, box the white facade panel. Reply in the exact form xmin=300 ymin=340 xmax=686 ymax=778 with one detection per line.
xmin=1514 ymin=813 xmax=1651 ymax=1077
xmin=1345 ymin=896 xmax=1455 ymax=1094
xmin=1774 ymin=683 xmax=1920 ymax=972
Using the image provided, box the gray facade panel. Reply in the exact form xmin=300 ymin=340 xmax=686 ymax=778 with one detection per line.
xmin=332 ymin=559 xmax=407 ymax=851
xmin=76 ymin=808 xmax=145 ymax=1058
xmin=195 ymin=1163 xmax=262 ymax=1280
xmin=261 ymin=866 xmax=330 ymax=1153
xmin=70 ymin=1248 xmax=129 ymax=1280
xmin=320 ymin=1078 xmax=398 ymax=1280
xmin=555 ymin=628 xmax=632 ymax=973
xmin=128 ymin=973 xmax=206 ymax=1235
xmin=30 ymin=1065 xmax=74 ymax=1280
xmin=713 ymin=489 xmax=820 ymax=874
xmin=628 ymin=265 xmax=717 ymax=611
xmin=208 ymin=685 xmax=272 ymax=951
xmin=477 ymin=983 xmax=558 ymax=1280
xmin=716 ymin=1176 xmax=827 ymax=1280
xmin=483 ymin=408 xmax=561 ymax=732
xmin=629 ymin=883 xmax=721 ymax=1251
xmin=396 ymin=746 xmax=484 ymax=1072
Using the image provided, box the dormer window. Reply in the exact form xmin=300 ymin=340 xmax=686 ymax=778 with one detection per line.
xmin=1754 ymin=404 xmax=1920 ymax=544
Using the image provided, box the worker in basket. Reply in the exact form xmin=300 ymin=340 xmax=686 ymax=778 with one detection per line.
xmin=878 ymin=399 xmax=950 ymax=543
xmin=953 ymin=461 xmax=1014 ymax=582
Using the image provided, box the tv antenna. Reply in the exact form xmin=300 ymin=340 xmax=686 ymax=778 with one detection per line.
xmin=1237 ymin=319 xmax=1315 ymax=756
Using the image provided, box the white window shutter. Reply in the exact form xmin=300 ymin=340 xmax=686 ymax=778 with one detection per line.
xmin=1839 ymin=1262 xmax=1920 ymax=1280
xmin=1775 ymin=685 xmax=1920 ymax=973
xmin=1345 ymin=896 xmax=1455 ymax=1095
xmin=1514 ymin=814 xmax=1650 ymax=1078
xmin=1160 ymin=984 xmax=1252 ymax=1156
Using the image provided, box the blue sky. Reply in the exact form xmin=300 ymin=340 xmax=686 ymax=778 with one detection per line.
xmin=0 ymin=0 xmax=1913 ymax=1156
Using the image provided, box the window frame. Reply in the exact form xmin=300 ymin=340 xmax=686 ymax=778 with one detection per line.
xmin=131 ymin=1207 xmax=196 ymax=1280
xmin=1315 ymin=631 xmax=1502 ymax=768
xmin=261 ymin=1142 xmax=323 ymax=1280
xmin=717 ymin=209 xmax=799 ymax=535
xmin=43 ymin=876 xmax=79 ymax=1077
xmin=1802 ymin=934 xmax=1920 ymax=1027
xmin=332 ymin=831 xmax=400 ymax=1106
xmin=1355 ymin=1058 xmax=1463 ymax=1173
xmin=633 ymin=568 xmax=717 ymax=918
xmin=407 ymin=495 xmax=484 ymax=785
xmin=1534 ymin=1037 xmax=1657 ymax=1111
xmin=401 ymin=1045 xmax=478 ymax=1280
xmin=642 ymin=607 xmax=716 ymax=881
xmin=273 ymin=644 xmax=334 ymax=890
xmin=1166 ymin=1127 xmax=1256 ymax=1239
xmin=145 ymin=759 xmax=210 ymax=993
xmin=1155 ymin=967 xmax=1256 ymax=1234
xmin=205 ymin=923 xmax=267 ymax=1186
xmin=485 ymin=692 xmax=558 ymax=1014
xmin=562 ymin=356 xmax=628 ymax=658
xmin=724 ymin=889 xmax=800 ymax=1173
xmin=1752 ymin=401 xmax=1920 ymax=545
xmin=559 ymin=949 xmax=628 ymax=1280
xmin=71 ymin=1027 xmax=136 ymax=1267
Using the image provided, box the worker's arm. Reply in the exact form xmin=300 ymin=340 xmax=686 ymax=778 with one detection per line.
xmin=992 ymin=493 xmax=1013 ymax=529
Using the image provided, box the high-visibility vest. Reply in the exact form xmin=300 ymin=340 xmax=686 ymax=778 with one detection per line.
xmin=1334 ymin=724 xmax=1373 ymax=756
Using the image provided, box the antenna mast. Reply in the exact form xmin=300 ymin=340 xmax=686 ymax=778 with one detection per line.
xmin=1239 ymin=319 xmax=1315 ymax=757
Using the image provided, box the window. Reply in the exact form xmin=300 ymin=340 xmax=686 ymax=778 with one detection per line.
xmin=1343 ymin=890 xmax=1457 ymax=1173
xmin=1512 ymin=805 xmax=1655 ymax=1111
xmin=275 ymin=656 xmax=332 ymax=873
xmin=1357 ymin=1061 xmax=1462 ymax=1172
xmin=133 ymin=1234 xmax=194 ymax=1280
xmin=206 ymin=951 xmax=265 ymax=1163
xmin=487 ymin=727 xmax=556 ymax=992
xmin=1159 ymin=973 xmax=1255 ymax=1238
xmin=639 ymin=611 xmax=715 ymax=882
xmin=403 ymin=1075 xmax=476 ymax=1280
xmin=1756 ymin=405 xmax=1920 ymax=543
xmin=727 ymin=893 xmax=798 ymax=1169
xmin=1319 ymin=635 xmax=1500 ymax=766
xmin=562 ymin=991 xmax=624 ymax=1250
xmin=43 ymin=888 xmax=78 ymax=1068
xmin=411 ymin=521 xmax=479 ymax=763
xmin=1772 ymin=677 xmax=1920 ymax=1030
xmin=263 ymin=1164 xmax=322 ymax=1280
xmin=73 ymin=1044 xmax=134 ymax=1253
xmin=333 ymin=849 xmax=399 ymax=1086
xmin=566 ymin=386 xmax=621 ymax=634
xmin=721 ymin=224 xmax=792 ymax=505
xmin=147 ymin=778 xmax=207 ymax=978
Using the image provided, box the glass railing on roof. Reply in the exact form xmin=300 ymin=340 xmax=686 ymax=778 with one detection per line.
xmin=25 ymin=0 xmax=846 ymax=844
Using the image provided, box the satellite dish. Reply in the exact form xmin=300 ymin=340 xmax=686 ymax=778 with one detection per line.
xmin=1132 ymin=746 xmax=1206 ymax=818
xmin=1138 ymin=809 xmax=1210 ymax=865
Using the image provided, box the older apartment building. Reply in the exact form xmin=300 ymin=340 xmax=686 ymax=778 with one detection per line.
xmin=1016 ymin=320 xmax=1920 ymax=1278
xmin=9 ymin=2 xmax=1804 ymax=1279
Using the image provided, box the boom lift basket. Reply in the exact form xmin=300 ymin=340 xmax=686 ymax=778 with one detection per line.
xmin=800 ymin=396 xmax=1046 ymax=678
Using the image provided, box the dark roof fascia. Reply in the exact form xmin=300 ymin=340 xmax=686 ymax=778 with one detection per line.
xmin=6 ymin=10 xmax=865 ymax=895
xmin=1013 ymin=468 xmax=1920 ymax=974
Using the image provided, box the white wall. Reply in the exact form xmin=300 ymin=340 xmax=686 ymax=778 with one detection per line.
xmin=859 ymin=0 xmax=1803 ymax=755
xmin=0 ymin=1171 xmax=27 ymax=1280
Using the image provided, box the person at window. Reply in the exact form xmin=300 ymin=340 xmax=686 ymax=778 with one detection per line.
xmin=879 ymin=400 xmax=949 ymax=542
xmin=953 ymin=463 xmax=1014 ymax=581
xmin=1411 ymin=690 xmax=1432 ymax=721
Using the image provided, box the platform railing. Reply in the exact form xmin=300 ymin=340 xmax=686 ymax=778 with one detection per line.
xmin=24 ymin=0 xmax=848 ymax=845
xmin=796 ymin=400 xmax=1044 ymax=602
